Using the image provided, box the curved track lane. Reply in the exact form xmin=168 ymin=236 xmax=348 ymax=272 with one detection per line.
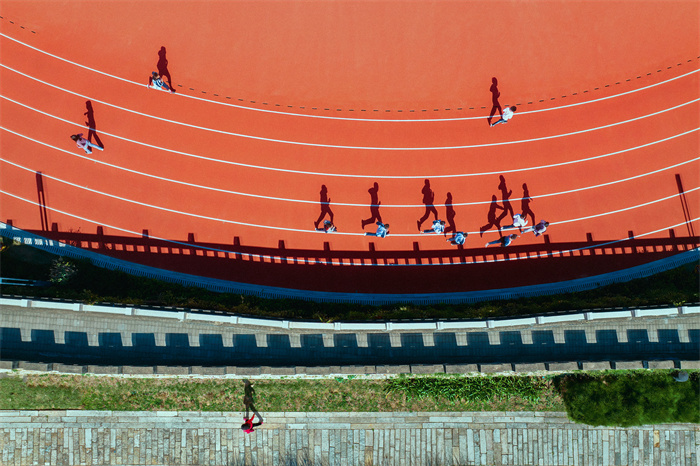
xmin=1 ymin=1 xmax=699 ymax=295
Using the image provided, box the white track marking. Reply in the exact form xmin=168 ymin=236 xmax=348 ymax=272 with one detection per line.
xmin=2 ymin=64 xmax=699 ymax=150
xmin=1 ymin=32 xmax=698 ymax=122
xmin=1 ymin=178 xmax=696 ymax=238
xmin=1 ymin=134 xmax=697 ymax=208
xmin=1 ymin=95 xmax=698 ymax=179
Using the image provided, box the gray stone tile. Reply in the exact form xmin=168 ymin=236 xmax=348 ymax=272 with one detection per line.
xmin=410 ymin=364 xmax=445 ymax=374
xmin=647 ymin=360 xmax=675 ymax=369
xmin=581 ymin=361 xmax=611 ymax=371
xmin=445 ymin=364 xmax=479 ymax=373
xmin=87 ymin=365 xmax=121 ymax=374
xmin=479 ymin=363 xmax=512 ymax=373
xmin=156 ymin=366 xmax=190 ymax=375
xmin=122 ymin=365 xmax=155 ymax=375
xmin=547 ymin=362 xmax=578 ymax=371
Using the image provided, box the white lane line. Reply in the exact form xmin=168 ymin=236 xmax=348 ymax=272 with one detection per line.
xmin=2 ymin=32 xmax=698 ymax=122
xmin=3 ymin=95 xmax=698 ymax=179
xmin=1 ymin=176 xmax=696 ymax=238
xmin=2 ymin=64 xmax=699 ymax=150
xmin=2 ymin=132 xmax=698 ymax=208
xmin=2 ymin=189 xmax=697 ymax=266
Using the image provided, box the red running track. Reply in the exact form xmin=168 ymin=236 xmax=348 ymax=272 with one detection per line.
xmin=1 ymin=1 xmax=699 ymax=297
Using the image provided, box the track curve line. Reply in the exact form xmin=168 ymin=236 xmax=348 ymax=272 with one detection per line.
xmin=2 ymin=65 xmax=699 ymax=150
xmin=2 ymin=32 xmax=697 ymax=122
xmin=2 ymin=142 xmax=697 ymax=209
xmin=1 ymin=191 xmax=697 ymax=266
xmin=1 ymin=180 xmax=695 ymax=238
xmin=1 ymin=109 xmax=698 ymax=180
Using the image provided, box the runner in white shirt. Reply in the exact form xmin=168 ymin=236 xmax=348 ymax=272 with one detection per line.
xmin=364 ymin=222 xmax=389 ymax=238
xmin=148 ymin=71 xmax=173 ymax=93
xmin=446 ymin=231 xmax=467 ymax=246
xmin=490 ymin=106 xmax=517 ymax=126
xmin=70 ymin=133 xmax=103 ymax=154
xmin=421 ymin=220 xmax=446 ymax=234
xmin=503 ymin=213 xmax=529 ymax=232
xmin=522 ymin=220 xmax=549 ymax=237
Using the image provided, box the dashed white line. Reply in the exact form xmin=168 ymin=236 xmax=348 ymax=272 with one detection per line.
xmin=1 ymin=32 xmax=698 ymax=122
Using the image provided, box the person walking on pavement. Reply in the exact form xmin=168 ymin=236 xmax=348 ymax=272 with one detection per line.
xmin=241 ymin=379 xmax=264 ymax=433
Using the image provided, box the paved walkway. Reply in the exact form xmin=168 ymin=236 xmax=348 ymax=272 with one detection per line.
xmin=1 ymin=303 xmax=698 ymax=370
xmin=0 ymin=411 xmax=697 ymax=466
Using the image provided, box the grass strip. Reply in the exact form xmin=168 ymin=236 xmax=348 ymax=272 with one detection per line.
xmin=2 ymin=371 xmax=697 ymax=426
xmin=385 ymin=374 xmax=548 ymax=402
xmin=0 ymin=374 xmax=563 ymax=413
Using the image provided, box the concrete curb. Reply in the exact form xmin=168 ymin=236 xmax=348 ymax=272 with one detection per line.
xmin=2 ymin=360 xmax=697 ymax=378
xmin=2 ymin=296 xmax=696 ymax=332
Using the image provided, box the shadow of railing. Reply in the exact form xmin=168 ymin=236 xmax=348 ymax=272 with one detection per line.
xmin=3 ymin=222 xmax=699 ymax=297
xmin=20 ymin=227 xmax=700 ymax=267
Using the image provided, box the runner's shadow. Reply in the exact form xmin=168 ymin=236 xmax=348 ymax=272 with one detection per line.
xmin=157 ymin=46 xmax=174 ymax=93
xmin=444 ymin=192 xmax=456 ymax=236
xmin=417 ymin=179 xmax=438 ymax=231
xmin=84 ymin=101 xmax=104 ymax=149
xmin=361 ymin=182 xmax=383 ymax=229
xmin=497 ymin=175 xmax=514 ymax=220
xmin=521 ymin=183 xmax=536 ymax=225
xmin=488 ymin=77 xmax=502 ymax=126
xmin=480 ymin=194 xmax=505 ymax=237
xmin=314 ymin=185 xmax=335 ymax=231
xmin=35 ymin=171 xmax=49 ymax=232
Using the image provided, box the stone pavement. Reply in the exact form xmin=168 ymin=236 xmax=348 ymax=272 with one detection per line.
xmin=1 ymin=303 xmax=698 ymax=371
xmin=0 ymin=411 xmax=698 ymax=466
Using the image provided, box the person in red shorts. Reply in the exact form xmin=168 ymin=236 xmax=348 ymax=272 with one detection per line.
xmin=241 ymin=379 xmax=263 ymax=433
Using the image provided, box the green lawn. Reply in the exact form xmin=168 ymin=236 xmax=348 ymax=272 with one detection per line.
xmin=2 ymin=371 xmax=698 ymax=427
xmin=0 ymin=373 xmax=562 ymax=413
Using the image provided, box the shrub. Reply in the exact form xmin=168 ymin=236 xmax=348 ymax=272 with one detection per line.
xmin=555 ymin=370 xmax=700 ymax=426
xmin=49 ymin=257 xmax=77 ymax=284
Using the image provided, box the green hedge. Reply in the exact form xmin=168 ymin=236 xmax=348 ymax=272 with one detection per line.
xmin=555 ymin=370 xmax=700 ymax=427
